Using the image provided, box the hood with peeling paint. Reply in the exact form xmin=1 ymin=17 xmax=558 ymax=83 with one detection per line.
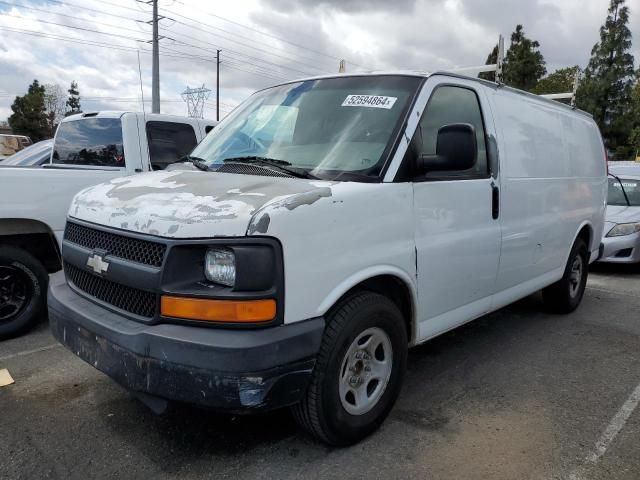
xmin=69 ymin=170 xmax=336 ymax=238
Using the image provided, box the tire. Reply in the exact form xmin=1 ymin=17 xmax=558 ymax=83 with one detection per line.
xmin=0 ymin=246 xmax=48 ymax=339
xmin=292 ymin=291 xmax=408 ymax=446
xmin=542 ymin=238 xmax=589 ymax=313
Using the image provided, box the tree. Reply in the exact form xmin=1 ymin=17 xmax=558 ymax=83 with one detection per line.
xmin=531 ymin=66 xmax=580 ymax=95
xmin=576 ymin=0 xmax=635 ymax=155
xmin=479 ymin=25 xmax=546 ymax=91
xmin=629 ymin=79 xmax=640 ymax=158
xmin=503 ymin=25 xmax=547 ymax=91
xmin=629 ymin=126 xmax=640 ymax=159
xmin=8 ymin=80 xmax=50 ymax=141
xmin=479 ymin=45 xmax=499 ymax=82
xmin=65 ymin=81 xmax=82 ymax=116
xmin=43 ymin=84 xmax=65 ymax=137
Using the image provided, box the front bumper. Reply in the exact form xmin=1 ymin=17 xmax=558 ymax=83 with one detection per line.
xmin=48 ymin=271 xmax=324 ymax=411
xmin=599 ymin=232 xmax=640 ymax=264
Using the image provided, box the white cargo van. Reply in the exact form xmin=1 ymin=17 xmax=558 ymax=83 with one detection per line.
xmin=48 ymin=72 xmax=606 ymax=445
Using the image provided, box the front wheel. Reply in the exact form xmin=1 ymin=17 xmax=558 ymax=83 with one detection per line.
xmin=292 ymin=291 xmax=407 ymax=446
xmin=543 ymin=238 xmax=589 ymax=313
xmin=0 ymin=246 xmax=48 ymax=339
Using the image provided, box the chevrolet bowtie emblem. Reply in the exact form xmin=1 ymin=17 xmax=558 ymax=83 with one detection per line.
xmin=87 ymin=253 xmax=110 ymax=275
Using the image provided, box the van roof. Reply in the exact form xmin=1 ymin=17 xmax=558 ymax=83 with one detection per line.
xmin=262 ymin=70 xmax=593 ymax=119
xmin=61 ymin=111 xmax=217 ymax=124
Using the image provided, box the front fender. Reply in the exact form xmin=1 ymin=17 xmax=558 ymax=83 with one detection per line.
xmin=252 ymin=181 xmax=416 ymax=330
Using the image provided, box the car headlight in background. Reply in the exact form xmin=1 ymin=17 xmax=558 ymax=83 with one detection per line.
xmin=205 ymin=248 xmax=236 ymax=286
xmin=606 ymin=223 xmax=640 ymax=237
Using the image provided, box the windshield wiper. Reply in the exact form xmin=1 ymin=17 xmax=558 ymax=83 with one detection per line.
xmin=222 ymin=156 xmax=318 ymax=179
xmin=171 ymin=155 xmax=212 ymax=171
xmin=609 ymin=172 xmax=630 ymax=206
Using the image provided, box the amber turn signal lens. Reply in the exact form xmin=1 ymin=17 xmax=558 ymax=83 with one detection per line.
xmin=160 ymin=296 xmax=276 ymax=323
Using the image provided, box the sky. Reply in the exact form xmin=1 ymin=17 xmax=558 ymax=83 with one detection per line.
xmin=0 ymin=0 xmax=638 ymax=123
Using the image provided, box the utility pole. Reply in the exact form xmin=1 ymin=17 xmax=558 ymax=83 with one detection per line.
xmin=151 ymin=0 xmax=160 ymax=113
xmin=216 ymin=49 xmax=221 ymax=121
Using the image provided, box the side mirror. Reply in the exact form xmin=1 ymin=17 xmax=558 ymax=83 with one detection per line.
xmin=416 ymin=123 xmax=477 ymax=173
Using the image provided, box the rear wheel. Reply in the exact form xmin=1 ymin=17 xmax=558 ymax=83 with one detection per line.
xmin=543 ymin=238 xmax=588 ymax=313
xmin=292 ymin=291 xmax=407 ymax=446
xmin=0 ymin=246 xmax=48 ymax=339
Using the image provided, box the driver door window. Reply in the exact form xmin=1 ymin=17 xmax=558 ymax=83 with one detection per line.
xmin=410 ymin=85 xmax=488 ymax=180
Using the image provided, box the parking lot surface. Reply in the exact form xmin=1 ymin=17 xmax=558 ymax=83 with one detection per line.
xmin=1 ymin=265 xmax=639 ymax=480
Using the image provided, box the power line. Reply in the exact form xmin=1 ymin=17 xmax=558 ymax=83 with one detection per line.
xmin=0 ymin=12 xmax=148 ymax=42
xmin=159 ymin=26 xmax=321 ymax=77
xmin=0 ymin=26 xmax=224 ymax=64
xmin=0 ymin=24 xmax=294 ymax=86
xmin=38 ymin=0 xmax=348 ymax=73
xmin=41 ymin=0 xmax=148 ymax=23
xmin=159 ymin=4 xmax=370 ymax=69
xmin=0 ymin=1 xmax=150 ymax=36
xmin=0 ymin=25 xmax=297 ymax=89
xmin=159 ymin=42 xmax=291 ymax=82
xmin=49 ymin=0 xmax=350 ymax=70
xmin=159 ymin=44 xmax=289 ymax=82
xmin=0 ymin=8 xmax=306 ymax=83
xmin=161 ymin=45 xmax=291 ymax=82
xmin=157 ymin=11 xmax=332 ymax=73
xmin=5 ymin=1 xmax=337 ymax=83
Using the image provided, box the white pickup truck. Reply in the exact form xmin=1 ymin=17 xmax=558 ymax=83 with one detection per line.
xmin=0 ymin=111 xmax=216 ymax=338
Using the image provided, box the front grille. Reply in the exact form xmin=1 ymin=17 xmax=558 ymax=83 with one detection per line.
xmin=64 ymin=222 xmax=166 ymax=267
xmin=215 ymin=162 xmax=293 ymax=178
xmin=65 ymin=263 xmax=156 ymax=318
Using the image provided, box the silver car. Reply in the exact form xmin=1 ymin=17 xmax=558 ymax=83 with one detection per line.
xmin=600 ymin=163 xmax=640 ymax=263
xmin=0 ymin=139 xmax=53 ymax=166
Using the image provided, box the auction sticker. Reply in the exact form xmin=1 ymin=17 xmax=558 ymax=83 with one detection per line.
xmin=341 ymin=95 xmax=397 ymax=109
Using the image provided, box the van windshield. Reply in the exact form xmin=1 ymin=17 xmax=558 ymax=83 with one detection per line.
xmin=191 ymin=76 xmax=422 ymax=180
xmin=53 ymin=118 xmax=125 ymax=167
xmin=608 ymin=177 xmax=640 ymax=206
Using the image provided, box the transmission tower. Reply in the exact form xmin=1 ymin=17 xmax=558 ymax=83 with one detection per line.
xmin=181 ymin=85 xmax=212 ymax=118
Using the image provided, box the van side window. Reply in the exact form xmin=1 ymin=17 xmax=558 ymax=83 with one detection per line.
xmin=410 ymin=85 xmax=488 ymax=180
xmin=146 ymin=121 xmax=198 ymax=170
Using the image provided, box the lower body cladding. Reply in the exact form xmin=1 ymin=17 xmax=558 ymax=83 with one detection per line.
xmin=47 ymin=271 xmax=325 ymax=412
xmin=599 ymin=232 xmax=640 ymax=264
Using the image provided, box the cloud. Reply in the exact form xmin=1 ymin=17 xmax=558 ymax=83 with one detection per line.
xmin=263 ymin=0 xmax=419 ymax=14
xmin=0 ymin=0 xmax=638 ymax=125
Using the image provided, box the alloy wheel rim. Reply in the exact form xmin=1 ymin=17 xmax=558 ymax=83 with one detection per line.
xmin=569 ymin=255 xmax=583 ymax=298
xmin=338 ymin=327 xmax=393 ymax=415
xmin=0 ymin=265 xmax=30 ymax=323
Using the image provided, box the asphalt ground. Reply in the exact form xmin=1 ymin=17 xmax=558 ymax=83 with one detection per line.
xmin=1 ymin=264 xmax=639 ymax=479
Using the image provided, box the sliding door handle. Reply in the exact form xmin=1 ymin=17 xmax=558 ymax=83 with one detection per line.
xmin=491 ymin=183 xmax=499 ymax=220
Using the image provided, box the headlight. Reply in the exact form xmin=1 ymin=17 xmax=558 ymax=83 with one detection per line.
xmin=205 ymin=248 xmax=236 ymax=286
xmin=606 ymin=223 xmax=640 ymax=237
